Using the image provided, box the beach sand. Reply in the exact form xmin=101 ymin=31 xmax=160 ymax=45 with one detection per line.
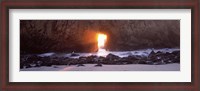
xmin=20 ymin=63 xmax=180 ymax=71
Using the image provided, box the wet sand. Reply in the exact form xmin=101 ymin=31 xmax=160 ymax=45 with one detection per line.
xmin=20 ymin=63 xmax=180 ymax=71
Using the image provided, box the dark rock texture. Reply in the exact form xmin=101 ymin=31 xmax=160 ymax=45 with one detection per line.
xmin=20 ymin=50 xmax=180 ymax=69
xmin=20 ymin=20 xmax=180 ymax=53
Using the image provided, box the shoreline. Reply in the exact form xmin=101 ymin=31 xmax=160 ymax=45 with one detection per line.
xmin=20 ymin=63 xmax=180 ymax=71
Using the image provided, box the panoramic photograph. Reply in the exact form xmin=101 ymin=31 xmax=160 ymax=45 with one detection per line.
xmin=20 ymin=20 xmax=180 ymax=71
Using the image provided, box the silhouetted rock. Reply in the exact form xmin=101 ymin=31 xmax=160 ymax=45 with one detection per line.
xmin=77 ymin=64 xmax=85 ymax=67
xmin=25 ymin=64 xmax=31 ymax=68
xmin=106 ymin=53 xmax=120 ymax=61
xmin=98 ymin=56 xmax=106 ymax=61
xmin=153 ymin=60 xmax=166 ymax=65
xmin=120 ymin=57 xmax=133 ymax=64
xmin=85 ymin=55 xmax=98 ymax=63
xmin=53 ymin=65 xmax=59 ymax=68
xmin=156 ymin=51 xmax=162 ymax=54
xmin=94 ymin=63 xmax=102 ymax=67
xmin=172 ymin=50 xmax=180 ymax=55
xmin=71 ymin=53 xmax=79 ymax=57
xmin=145 ymin=60 xmax=154 ymax=64
xmin=138 ymin=60 xmax=147 ymax=64
xmin=149 ymin=50 xmax=155 ymax=56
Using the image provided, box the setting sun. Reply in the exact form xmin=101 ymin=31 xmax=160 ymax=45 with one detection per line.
xmin=97 ymin=33 xmax=107 ymax=48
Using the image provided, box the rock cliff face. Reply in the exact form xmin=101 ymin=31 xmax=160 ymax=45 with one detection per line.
xmin=20 ymin=20 xmax=180 ymax=53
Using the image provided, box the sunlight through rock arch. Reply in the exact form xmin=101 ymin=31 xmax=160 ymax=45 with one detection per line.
xmin=97 ymin=33 xmax=108 ymax=56
xmin=97 ymin=33 xmax=107 ymax=49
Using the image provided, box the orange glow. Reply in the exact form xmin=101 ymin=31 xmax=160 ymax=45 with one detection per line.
xmin=97 ymin=33 xmax=107 ymax=48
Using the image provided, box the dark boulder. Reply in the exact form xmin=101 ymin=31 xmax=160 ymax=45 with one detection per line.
xmin=174 ymin=55 xmax=180 ymax=63
xmin=156 ymin=51 xmax=162 ymax=54
xmin=148 ymin=50 xmax=155 ymax=57
xmin=52 ymin=65 xmax=59 ymax=68
xmin=79 ymin=56 xmax=87 ymax=61
xmin=100 ymin=54 xmax=120 ymax=64
xmin=98 ymin=56 xmax=106 ymax=61
xmin=172 ymin=50 xmax=180 ymax=55
xmin=78 ymin=56 xmax=87 ymax=64
xmin=51 ymin=57 xmax=60 ymax=65
xmin=94 ymin=63 xmax=102 ymax=67
xmin=67 ymin=58 xmax=79 ymax=65
xmin=153 ymin=60 xmax=166 ymax=65
xmin=145 ymin=60 xmax=154 ymax=64
xmin=120 ymin=57 xmax=133 ymax=64
xmin=25 ymin=64 xmax=31 ymax=68
xmin=27 ymin=55 xmax=41 ymax=63
xmin=71 ymin=53 xmax=79 ymax=57
xmin=85 ymin=55 xmax=98 ymax=64
xmin=138 ymin=60 xmax=147 ymax=64
xmin=128 ymin=55 xmax=142 ymax=60
xmin=106 ymin=53 xmax=120 ymax=61
xmin=77 ymin=64 xmax=85 ymax=67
